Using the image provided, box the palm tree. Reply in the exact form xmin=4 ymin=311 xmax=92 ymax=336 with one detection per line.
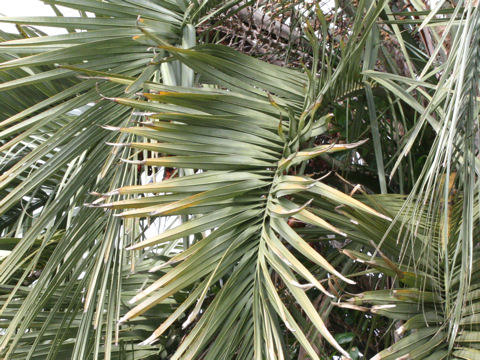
xmin=0 ymin=0 xmax=478 ymax=359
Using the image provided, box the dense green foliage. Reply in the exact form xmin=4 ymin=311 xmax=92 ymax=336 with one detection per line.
xmin=0 ymin=0 xmax=479 ymax=359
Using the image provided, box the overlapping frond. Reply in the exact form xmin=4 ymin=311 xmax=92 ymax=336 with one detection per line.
xmin=349 ymin=2 xmax=480 ymax=358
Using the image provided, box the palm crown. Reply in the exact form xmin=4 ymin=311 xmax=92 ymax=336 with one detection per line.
xmin=0 ymin=0 xmax=479 ymax=359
